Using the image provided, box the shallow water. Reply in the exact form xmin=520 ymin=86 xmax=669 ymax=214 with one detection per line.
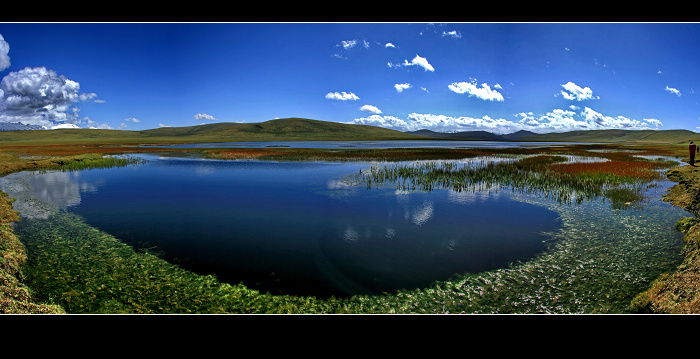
xmin=2 ymin=154 xmax=563 ymax=298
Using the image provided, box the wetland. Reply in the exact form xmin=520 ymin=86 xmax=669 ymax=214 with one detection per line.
xmin=0 ymin=141 xmax=694 ymax=313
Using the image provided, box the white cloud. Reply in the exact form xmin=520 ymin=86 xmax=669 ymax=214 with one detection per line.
xmin=394 ymin=83 xmax=412 ymax=92
xmin=325 ymin=91 xmax=360 ymax=101
xmin=389 ymin=55 xmax=435 ymax=72
xmin=579 ymin=107 xmax=662 ymax=130
xmin=360 ymin=104 xmax=382 ymax=114
xmin=0 ymin=34 xmax=10 ymax=72
xmin=194 ymin=113 xmax=218 ymax=121
xmin=51 ymin=123 xmax=81 ymax=129
xmin=405 ymin=55 xmax=434 ymax=72
xmin=124 ymin=117 xmax=140 ymax=123
xmin=341 ymin=40 xmax=358 ymax=50
xmin=665 ymin=85 xmax=681 ymax=96
xmin=385 ymin=43 xmax=396 ymax=48
xmin=347 ymin=114 xmax=409 ymax=131
xmin=560 ymin=82 xmax=599 ymax=101
xmin=348 ymin=107 xmax=663 ymax=134
xmin=0 ymin=66 xmax=100 ymax=128
xmin=333 ymin=39 xmax=370 ymax=59
xmin=442 ymin=30 xmax=462 ymax=39
xmin=448 ymin=80 xmax=504 ymax=101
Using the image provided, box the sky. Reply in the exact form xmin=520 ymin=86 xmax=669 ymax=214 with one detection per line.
xmin=1 ymin=22 xmax=700 ymax=134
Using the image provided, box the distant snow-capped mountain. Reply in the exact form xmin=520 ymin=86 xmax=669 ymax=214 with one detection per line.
xmin=0 ymin=122 xmax=44 ymax=131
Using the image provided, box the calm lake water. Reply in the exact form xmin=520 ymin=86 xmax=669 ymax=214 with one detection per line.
xmin=2 ymin=154 xmax=563 ymax=298
xmin=140 ymin=140 xmax=579 ymax=149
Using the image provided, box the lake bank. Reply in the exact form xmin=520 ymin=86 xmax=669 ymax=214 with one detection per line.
xmin=630 ymin=164 xmax=700 ymax=313
xmin=0 ymin=144 xmax=697 ymax=314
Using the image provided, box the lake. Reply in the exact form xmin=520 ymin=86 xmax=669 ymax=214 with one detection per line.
xmin=2 ymin=154 xmax=562 ymax=298
xmin=0 ymin=147 xmax=690 ymax=311
xmin=139 ymin=140 xmax=582 ymax=149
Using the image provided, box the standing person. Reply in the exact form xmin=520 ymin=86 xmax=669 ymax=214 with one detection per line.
xmin=690 ymin=141 xmax=699 ymax=166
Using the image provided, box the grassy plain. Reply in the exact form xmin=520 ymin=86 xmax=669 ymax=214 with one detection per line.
xmin=0 ymin=120 xmax=698 ymax=314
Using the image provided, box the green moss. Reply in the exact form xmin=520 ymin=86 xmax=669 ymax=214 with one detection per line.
xmin=675 ymin=217 xmax=699 ymax=233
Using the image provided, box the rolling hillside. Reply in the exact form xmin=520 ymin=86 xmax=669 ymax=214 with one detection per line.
xmin=0 ymin=117 xmax=696 ymax=146
xmin=140 ymin=118 xmax=423 ymax=141
xmin=0 ymin=118 xmax=426 ymax=145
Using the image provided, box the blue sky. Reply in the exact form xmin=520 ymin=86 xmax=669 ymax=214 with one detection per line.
xmin=1 ymin=22 xmax=700 ymax=134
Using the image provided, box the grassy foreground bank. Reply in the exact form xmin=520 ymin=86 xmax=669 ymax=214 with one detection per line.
xmin=0 ymin=143 xmax=698 ymax=314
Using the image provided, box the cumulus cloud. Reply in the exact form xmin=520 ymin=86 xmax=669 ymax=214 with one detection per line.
xmin=388 ymin=55 xmax=435 ymax=72
xmin=348 ymin=113 xmax=518 ymax=133
xmin=405 ymin=55 xmax=434 ymax=72
xmin=560 ymin=82 xmax=599 ymax=101
xmin=665 ymin=85 xmax=681 ymax=96
xmin=346 ymin=115 xmax=410 ymax=131
xmin=348 ymin=107 xmax=663 ymax=134
xmin=448 ymin=80 xmax=504 ymax=101
xmin=0 ymin=34 xmax=10 ymax=72
xmin=0 ymin=66 xmax=101 ymax=128
xmin=394 ymin=83 xmax=411 ymax=92
xmin=194 ymin=113 xmax=218 ymax=121
xmin=325 ymin=91 xmax=360 ymax=101
xmin=360 ymin=104 xmax=382 ymax=114
xmin=385 ymin=43 xmax=396 ymax=48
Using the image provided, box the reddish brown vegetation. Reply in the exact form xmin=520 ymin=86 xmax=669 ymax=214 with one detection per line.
xmin=550 ymin=160 xmax=669 ymax=181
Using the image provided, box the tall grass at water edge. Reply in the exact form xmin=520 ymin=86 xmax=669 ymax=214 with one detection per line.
xmin=346 ymin=154 xmax=676 ymax=207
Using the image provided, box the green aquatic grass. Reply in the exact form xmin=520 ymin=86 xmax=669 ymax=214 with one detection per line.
xmin=14 ymin=186 xmax=686 ymax=314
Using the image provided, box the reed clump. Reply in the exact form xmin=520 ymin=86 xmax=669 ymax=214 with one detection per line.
xmin=349 ymin=154 xmax=673 ymax=206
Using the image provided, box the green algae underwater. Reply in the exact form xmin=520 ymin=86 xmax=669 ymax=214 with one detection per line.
xmin=4 ymin=147 xmax=692 ymax=314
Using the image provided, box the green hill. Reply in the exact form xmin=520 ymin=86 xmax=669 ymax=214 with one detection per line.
xmin=0 ymin=118 xmax=426 ymax=145
xmin=140 ymin=118 xmax=423 ymax=141
xmin=0 ymin=118 xmax=697 ymax=146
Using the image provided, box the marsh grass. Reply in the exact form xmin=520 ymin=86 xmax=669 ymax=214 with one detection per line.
xmin=346 ymin=154 xmax=668 ymax=207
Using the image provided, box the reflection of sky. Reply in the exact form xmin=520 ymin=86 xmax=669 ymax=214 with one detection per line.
xmin=0 ymin=170 xmax=104 ymax=219
xmin=28 ymin=171 xmax=102 ymax=209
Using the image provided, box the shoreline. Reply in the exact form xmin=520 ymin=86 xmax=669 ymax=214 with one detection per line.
xmin=630 ymin=164 xmax=700 ymax=313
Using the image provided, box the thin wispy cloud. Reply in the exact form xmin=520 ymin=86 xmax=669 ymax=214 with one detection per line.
xmin=442 ymin=30 xmax=462 ymax=39
xmin=665 ymin=85 xmax=681 ymax=96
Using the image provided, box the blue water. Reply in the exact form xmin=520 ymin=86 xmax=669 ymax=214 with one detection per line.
xmin=140 ymin=140 xmax=577 ymax=149
xmin=16 ymin=154 xmax=563 ymax=298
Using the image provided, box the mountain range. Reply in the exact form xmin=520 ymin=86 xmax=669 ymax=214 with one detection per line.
xmin=406 ymin=129 xmax=538 ymax=141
